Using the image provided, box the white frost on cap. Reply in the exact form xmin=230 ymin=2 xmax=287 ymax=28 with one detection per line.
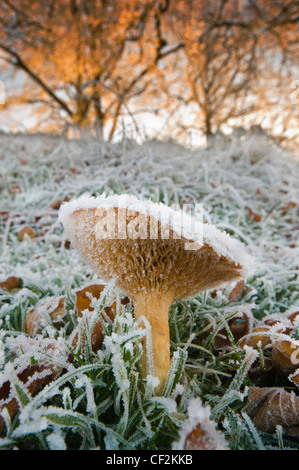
xmin=172 ymin=397 xmax=228 ymax=450
xmin=59 ymin=193 xmax=256 ymax=279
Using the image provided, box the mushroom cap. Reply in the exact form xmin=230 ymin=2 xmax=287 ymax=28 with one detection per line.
xmin=59 ymin=194 xmax=255 ymax=300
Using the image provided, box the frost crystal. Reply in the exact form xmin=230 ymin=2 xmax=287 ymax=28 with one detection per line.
xmin=173 ymin=398 xmax=228 ymax=450
xmin=46 ymin=432 xmax=67 ymax=450
xmin=5 ymin=334 xmax=69 ymax=368
xmin=150 ymin=396 xmax=177 ymax=414
xmin=74 ymin=376 xmax=97 ymax=415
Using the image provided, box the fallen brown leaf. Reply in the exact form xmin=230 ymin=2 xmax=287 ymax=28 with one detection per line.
xmin=214 ymin=311 xmax=252 ymax=352
xmin=272 ymin=339 xmax=299 ymax=375
xmin=8 ymin=184 xmax=21 ymax=194
xmin=286 ymin=310 xmax=299 ymax=324
xmin=289 ymin=369 xmax=299 ymax=387
xmin=281 ymin=201 xmax=296 ymax=215
xmin=70 ymin=284 xmax=129 ymax=357
xmin=18 ymin=226 xmax=36 ymax=241
xmin=75 ymin=284 xmax=107 ymax=316
xmin=178 ymin=399 xmax=228 ymax=450
xmin=25 ymin=297 xmax=66 ymax=335
xmin=51 ymin=196 xmax=69 ymax=210
xmin=183 ymin=422 xmax=227 ymax=450
xmin=240 ymin=326 xmax=271 ymax=349
xmin=228 ymin=280 xmax=245 ymax=302
xmin=248 ymin=207 xmax=261 ymax=223
xmin=247 ymin=357 xmax=276 ymax=383
xmin=0 ymin=362 xmax=61 ymax=436
xmin=0 ymin=211 xmax=9 ymax=222
xmin=0 ymin=276 xmax=22 ymax=292
xmin=243 ymin=386 xmax=299 ymax=435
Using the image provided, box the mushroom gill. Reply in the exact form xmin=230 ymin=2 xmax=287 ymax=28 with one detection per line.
xmin=59 ymin=194 xmax=255 ymax=394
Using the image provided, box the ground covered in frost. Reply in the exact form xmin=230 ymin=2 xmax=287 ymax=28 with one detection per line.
xmin=0 ymin=131 xmax=298 ymax=450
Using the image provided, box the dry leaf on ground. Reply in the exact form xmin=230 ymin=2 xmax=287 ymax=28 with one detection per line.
xmin=214 ymin=311 xmax=253 ymax=352
xmin=71 ymin=284 xmax=129 ymax=355
xmin=18 ymin=226 xmax=36 ymax=241
xmin=25 ymin=297 xmax=66 ymax=335
xmin=173 ymin=398 xmax=228 ymax=450
xmin=272 ymin=339 xmax=299 ymax=375
xmin=228 ymin=280 xmax=245 ymax=302
xmin=0 ymin=276 xmax=22 ymax=292
xmin=0 ymin=362 xmax=61 ymax=435
xmin=243 ymin=386 xmax=299 ymax=435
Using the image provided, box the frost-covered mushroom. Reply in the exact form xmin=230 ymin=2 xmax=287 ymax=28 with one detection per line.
xmin=59 ymin=194 xmax=255 ymax=394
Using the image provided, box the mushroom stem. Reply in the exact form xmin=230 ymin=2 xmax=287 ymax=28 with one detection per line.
xmin=133 ymin=290 xmax=174 ymax=395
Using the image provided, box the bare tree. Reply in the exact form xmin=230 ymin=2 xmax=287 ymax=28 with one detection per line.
xmin=157 ymin=0 xmax=299 ymax=145
xmin=0 ymin=0 xmax=299 ymax=146
xmin=0 ymin=0 xmax=183 ymax=138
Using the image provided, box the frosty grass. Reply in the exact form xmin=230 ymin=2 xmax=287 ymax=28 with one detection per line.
xmin=0 ymin=132 xmax=298 ymax=450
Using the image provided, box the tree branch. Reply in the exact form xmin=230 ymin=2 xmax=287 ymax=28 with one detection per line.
xmin=0 ymin=43 xmax=73 ymax=117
